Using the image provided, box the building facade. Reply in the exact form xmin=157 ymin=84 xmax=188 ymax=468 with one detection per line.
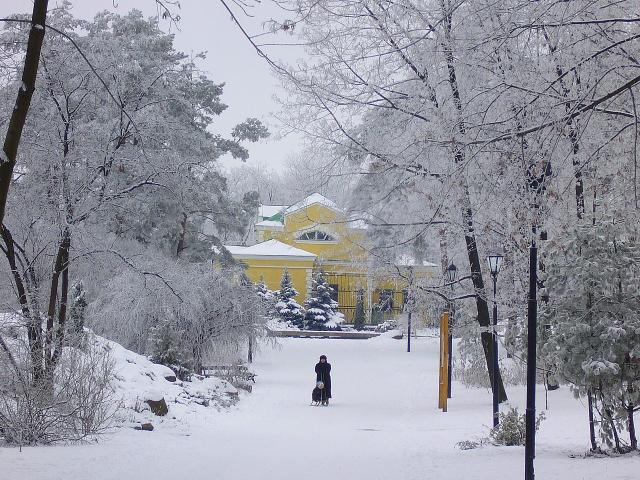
xmin=224 ymin=194 xmax=437 ymax=323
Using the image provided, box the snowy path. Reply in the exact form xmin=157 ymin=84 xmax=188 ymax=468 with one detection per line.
xmin=3 ymin=334 xmax=639 ymax=480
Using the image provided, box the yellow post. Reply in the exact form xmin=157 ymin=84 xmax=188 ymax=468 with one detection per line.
xmin=438 ymin=311 xmax=449 ymax=412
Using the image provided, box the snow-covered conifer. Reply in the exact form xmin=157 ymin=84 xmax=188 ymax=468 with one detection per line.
xmin=149 ymin=319 xmax=192 ymax=379
xmin=304 ymin=271 xmax=343 ymax=331
xmin=68 ymin=281 xmax=88 ymax=337
xmin=275 ymin=269 xmax=305 ymax=328
xmin=256 ymin=279 xmax=277 ymax=317
xmin=541 ymin=214 xmax=640 ymax=450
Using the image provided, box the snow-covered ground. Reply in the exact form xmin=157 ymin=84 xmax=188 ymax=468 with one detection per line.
xmin=3 ymin=333 xmax=639 ymax=480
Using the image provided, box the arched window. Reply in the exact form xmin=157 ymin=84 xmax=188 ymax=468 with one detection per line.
xmin=297 ymin=230 xmax=336 ymax=241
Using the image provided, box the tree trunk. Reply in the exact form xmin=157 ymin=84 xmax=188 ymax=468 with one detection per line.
xmin=0 ymin=0 xmax=49 ymax=225
xmin=587 ymin=389 xmax=599 ymax=452
xmin=176 ymin=212 xmax=187 ymax=257
xmin=45 ymin=229 xmax=71 ymax=373
xmin=438 ymin=226 xmax=449 ymax=276
xmin=1 ymin=224 xmax=44 ymax=380
xmin=604 ymin=405 xmax=622 ymax=452
xmin=628 ymin=404 xmax=637 ymax=450
xmin=51 ymin=239 xmax=70 ymax=365
xmin=628 ymin=380 xmax=637 ymax=450
xmin=439 ymin=0 xmax=507 ymax=402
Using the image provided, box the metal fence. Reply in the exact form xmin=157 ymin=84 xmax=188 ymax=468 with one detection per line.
xmin=323 ymin=272 xmax=405 ymax=324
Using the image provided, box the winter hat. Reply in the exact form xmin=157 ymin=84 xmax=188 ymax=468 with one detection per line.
xmin=319 ymin=355 xmax=327 ymax=361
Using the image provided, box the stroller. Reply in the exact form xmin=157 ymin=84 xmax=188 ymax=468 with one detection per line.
xmin=311 ymin=381 xmax=329 ymax=406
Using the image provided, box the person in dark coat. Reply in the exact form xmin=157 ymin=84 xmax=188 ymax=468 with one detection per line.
xmin=315 ymin=355 xmax=331 ymax=405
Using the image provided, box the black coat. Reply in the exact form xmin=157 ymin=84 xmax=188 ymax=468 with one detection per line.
xmin=315 ymin=362 xmax=331 ymax=398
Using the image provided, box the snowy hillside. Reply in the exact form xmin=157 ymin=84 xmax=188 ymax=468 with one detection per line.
xmin=0 ymin=315 xmax=240 ymax=437
xmin=97 ymin=335 xmax=239 ymax=429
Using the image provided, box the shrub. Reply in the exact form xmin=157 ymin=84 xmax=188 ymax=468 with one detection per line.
xmin=0 ymin=331 xmax=118 ymax=445
xmin=489 ymin=407 xmax=545 ymax=446
xmin=374 ymin=319 xmax=398 ymax=333
xmin=456 ymin=439 xmax=485 ymax=450
xmin=148 ymin=320 xmax=193 ymax=380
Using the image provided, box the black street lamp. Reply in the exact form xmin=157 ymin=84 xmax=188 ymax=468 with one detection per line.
xmin=445 ymin=263 xmax=458 ymax=284
xmin=445 ymin=263 xmax=457 ymax=399
xmin=486 ymin=253 xmax=503 ymax=428
xmin=525 ymin=238 xmax=538 ymax=480
xmin=407 ymin=266 xmax=414 ymax=353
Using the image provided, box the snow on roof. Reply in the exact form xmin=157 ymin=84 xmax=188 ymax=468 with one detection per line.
xmin=255 ymin=219 xmax=284 ymax=228
xmin=395 ymin=254 xmax=438 ymax=268
xmin=283 ymin=193 xmax=339 ymax=216
xmin=259 ymin=205 xmax=286 ymax=219
xmin=224 ymin=239 xmax=316 ymax=259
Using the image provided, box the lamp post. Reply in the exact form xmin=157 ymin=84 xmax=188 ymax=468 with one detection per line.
xmin=486 ymin=253 xmax=503 ymax=428
xmin=445 ymin=263 xmax=457 ymax=399
xmin=407 ymin=266 xmax=414 ymax=353
xmin=525 ymin=239 xmax=538 ymax=480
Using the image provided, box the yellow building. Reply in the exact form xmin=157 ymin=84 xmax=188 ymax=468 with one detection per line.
xmin=225 ymin=194 xmax=437 ymax=323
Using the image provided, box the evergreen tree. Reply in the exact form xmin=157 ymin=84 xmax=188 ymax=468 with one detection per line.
xmin=275 ymin=269 xmax=305 ymax=328
xmin=354 ymin=288 xmax=366 ymax=331
xmin=149 ymin=319 xmax=192 ymax=379
xmin=541 ymin=214 xmax=640 ymax=450
xmin=68 ymin=281 xmax=87 ymax=337
xmin=255 ymin=278 xmax=276 ymax=317
xmin=304 ymin=271 xmax=343 ymax=331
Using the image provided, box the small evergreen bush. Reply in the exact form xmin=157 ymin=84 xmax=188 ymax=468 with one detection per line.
xmin=68 ymin=281 xmax=88 ymax=336
xmin=149 ymin=320 xmax=192 ymax=380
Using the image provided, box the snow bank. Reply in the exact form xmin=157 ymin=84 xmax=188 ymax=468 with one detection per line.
xmin=89 ymin=335 xmax=239 ymax=428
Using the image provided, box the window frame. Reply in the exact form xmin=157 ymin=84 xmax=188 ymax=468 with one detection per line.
xmin=296 ymin=230 xmax=337 ymax=243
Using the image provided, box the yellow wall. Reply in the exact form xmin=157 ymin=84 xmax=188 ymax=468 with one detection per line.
xmin=237 ymin=258 xmax=313 ymax=304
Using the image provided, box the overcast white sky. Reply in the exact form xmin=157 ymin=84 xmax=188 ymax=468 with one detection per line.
xmin=0 ymin=0 xmax=303 ymax=171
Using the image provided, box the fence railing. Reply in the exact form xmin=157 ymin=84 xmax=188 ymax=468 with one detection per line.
xmin=266 ymin=328 xmax=381 ymax=339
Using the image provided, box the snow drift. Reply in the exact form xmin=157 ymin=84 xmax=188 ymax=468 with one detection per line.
xmin=92 ymin=334 xmax=240 ymax=429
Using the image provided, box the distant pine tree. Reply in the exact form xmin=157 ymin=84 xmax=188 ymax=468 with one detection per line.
xmin=354 ymin=288 xmax=366 ymax=331
xmin=255 ymin=278 xmax=276 ymax=316
xmin=68 ymin=281 xmax=88 ymax=336
xmin=275 ymin=269 xmax=305 ymax=328
xmin=149 ymin=320 xmax=192 ymax=379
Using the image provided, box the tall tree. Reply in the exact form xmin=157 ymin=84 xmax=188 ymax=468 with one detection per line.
xmin=0 ymin=6 xmax=266 ymax=392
